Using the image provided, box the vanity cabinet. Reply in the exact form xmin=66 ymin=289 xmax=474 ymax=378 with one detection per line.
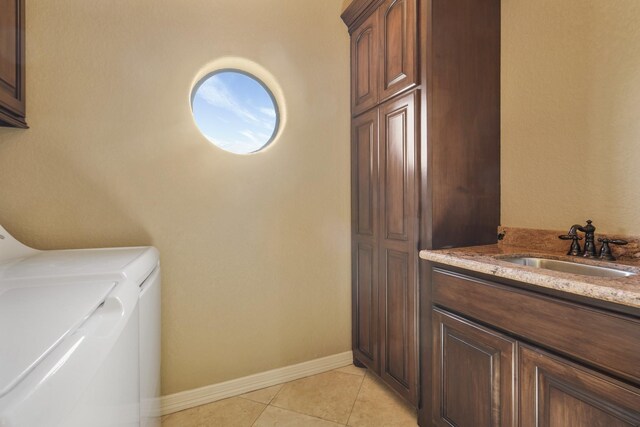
xmin=520 ymin=346 xmax=640 ymax=427
xmin=432 ymin=309 xmax=515 ymax=427
xmin=0 ymin=0 xmax=27 ymax=128
xmin=343 ymin=0 xmax=501 ymax=409
xmin=425 ymin=264 xmax=640 ymax=426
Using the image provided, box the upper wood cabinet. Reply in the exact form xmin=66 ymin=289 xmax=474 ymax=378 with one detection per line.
xmin=351 ymin=13 xmax=379 ymax=116
xmin=349 ymin=0 xmax=417 ymax=117
xmin=0 ymin=0 xmax=27 ymax=128
xmin=378 ymin=0 xmax=416 ymax=101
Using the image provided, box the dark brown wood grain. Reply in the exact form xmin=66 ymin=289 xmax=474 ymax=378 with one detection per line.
xmin=378 ymin=91 xmax=419 ymax=405
xmin=519 ymin=345 xmax=640 ymax=427
xmin=425 ymin=263 xmax=640 ymax=425
xmin=351 ymin=13 xmax=380 ymax=116
xmin=378 ymin=0 xmax=417 ymax=102
xmin=353 ymin=241 xmax=379 ymax=370
xmin=341 ymin=0 xmax=386 ymax=33
xmin=432 ymin=309 xmax=516 ymax=427
xmin=351 ymin=109 xmax=380 ymax=371
xmin=346 ymin=0 xmax=501 ymax=414
xmin=0 ymin=0 xmax=27 ymax=128
xmin=379 ymin=92 xmax=416 ymax=244
xmin=428 ymin=0 xmax=501 ymax=249
xmin=353 ymin=109 xmax=379 ymax=237
xmin=417 ymin=0 xmax=501 ymax=420
xmin=431 ymin=268 xmax=640 ymax=384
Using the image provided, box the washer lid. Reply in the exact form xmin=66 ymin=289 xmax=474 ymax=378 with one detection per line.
xmin=0 ymin=279 xmax=116 ymax=398
xmin=0 ymin=247 xmax=152 ymax=281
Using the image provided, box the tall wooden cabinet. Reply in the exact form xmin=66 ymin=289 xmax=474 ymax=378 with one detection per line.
xmin=0 ymin=0 xmax=27 ymax=128
xmin=348 ymin=0 xmax=420 ymax=405
xmin=342 ymin=0 xmax=500 ymax=410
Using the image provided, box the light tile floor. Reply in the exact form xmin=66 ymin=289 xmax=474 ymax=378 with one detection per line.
xmin=162 ymin=364 xmax=418 ymax=426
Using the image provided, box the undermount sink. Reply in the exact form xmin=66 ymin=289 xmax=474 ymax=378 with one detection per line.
xmin=499 ymin=256 xmax=636 ymax=278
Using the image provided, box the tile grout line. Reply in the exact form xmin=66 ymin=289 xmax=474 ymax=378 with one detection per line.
xmin=250 ymin=401 xmax=270 ymax=427
xmin=269 ymin=383 xmax=286 ymax=404
xmin=250 ymin=382 xmax=286 ymax=426
xmin=266 ymin=403 xmax=348 ymax=426
xmin=238 ymin=383 xmax=284 ymax=406
xmin=345 ymin=370 xmax=368 ymax=427
xmin=334 ymin=368 xmax=367 ymax=377
xmin=266 ymin=369 xmax=367 ymax=425
xmin=190 ymin=367 xmax=369 ymax=426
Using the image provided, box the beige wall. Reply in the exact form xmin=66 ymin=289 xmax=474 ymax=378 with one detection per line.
xmin=502 ymin=0 xmax=640 ymax=234
xmin=0 ymin=0 xmax=351 ymax=395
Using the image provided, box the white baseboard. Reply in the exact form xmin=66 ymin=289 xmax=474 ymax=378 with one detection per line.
xmin=160 ymin=351 xmax=353 ymax=416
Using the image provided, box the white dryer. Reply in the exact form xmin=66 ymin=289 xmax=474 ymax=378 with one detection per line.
xmin=0 ymin=226 xmax=161 ymax=427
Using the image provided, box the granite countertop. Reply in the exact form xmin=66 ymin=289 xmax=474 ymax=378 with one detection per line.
xmin=419 ymin=227 xmax=640 ymax=311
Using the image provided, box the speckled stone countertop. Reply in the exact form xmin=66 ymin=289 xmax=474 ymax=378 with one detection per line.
xmin=419 ymin=227 xmax=640 ymax=311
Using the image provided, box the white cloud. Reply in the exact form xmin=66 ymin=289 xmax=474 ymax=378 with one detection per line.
xmin=239 ymin=129 xmax=271 ymax=145
xmin=259 ymin=107 xmax=276 ymax=118
xmin=197 ymin=76 xmax=259 ymax=124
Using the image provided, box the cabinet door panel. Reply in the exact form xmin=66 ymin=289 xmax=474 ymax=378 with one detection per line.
xmin=520 ymin=345 xmax=640 ymax=427
xmin=352 ymin=241 xmax=378 ymax=369
xmin=378 ymin=0 xmax=417 ymax=101
xmin=0 ymin=0 xmax=26 ymax=126
xmin=351 ymin=12 xmax=379 ymax=116
xmin=351 ymin=109 xmax=379 ymax=370
xmin=352 ymin=109 xmax=378 ymax=237
xmin=380 ymin=92 xmax=415 ymax=242
xmin=432 ymin=309 xmax=516 ymax=427
xmin=378 ymin=91 xmax=418 ymax=404
xmin=382 ymin=249 xmax=410 ymax=384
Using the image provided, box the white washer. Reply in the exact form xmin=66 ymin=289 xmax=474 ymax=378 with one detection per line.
xmin=0 ymin=226 xmax=161 ymax=427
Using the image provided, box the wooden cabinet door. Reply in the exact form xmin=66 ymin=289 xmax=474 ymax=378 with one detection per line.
xmin=520 ymin=345 xmax=640 ymax=427
xmin=351 ymin=109 xmax=379 ymax=371
xmin=351 ymin=12 xmax=379 ymax=117
xmin=432 ymin=309 xmax=516 ymax=427
xmin=378 ymin=91 xmax=418 ymax=404
xmin=378 ymin=0 xmax=417 ymax=102
xmin=0 ymin=0 xmax=26 ymax=127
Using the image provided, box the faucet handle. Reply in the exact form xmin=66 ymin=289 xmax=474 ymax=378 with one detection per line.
xmin=597 ymin=238 xmax=628 ymax=261
xmin=559 ymin=234 xmax=583 ymax=256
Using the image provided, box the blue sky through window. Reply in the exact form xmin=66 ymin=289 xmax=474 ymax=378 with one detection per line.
xmin=192 ymin=71 xmax=278 ymax=154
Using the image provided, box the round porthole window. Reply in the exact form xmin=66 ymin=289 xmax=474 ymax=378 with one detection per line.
xmin=191 ymin=69 xmax=280 ymax=154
